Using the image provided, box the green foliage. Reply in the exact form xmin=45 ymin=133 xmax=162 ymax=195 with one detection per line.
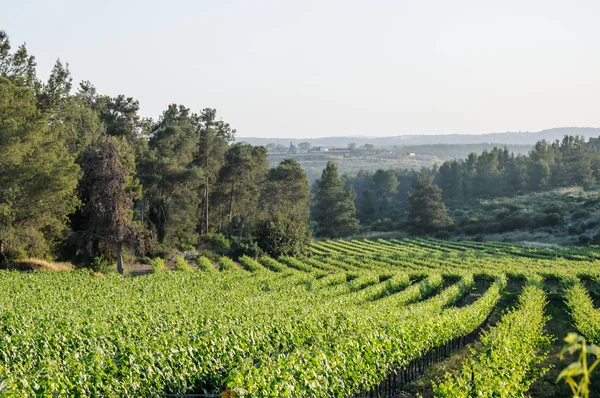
xmin=564 ymin=283 xmax=600 ymax=344
xmin=558 ymin=333 xmax=600 ymax=398
xmin=407 ymin=171 xmax=453 ymax=233
xmin=149 ymin=257 xmax=166 ymax=273
xmin=435 ymin=285 xmax=551 ymax=397
xmin=0 ymin=238 xmax=599 ymax=395
xmin=255 ymin=214 xmax=312 ymax=257
xmin=89 ymin=255 xmax=115 ymax=274
xmin=370 ymin=218 xmax=395 ymax=232
xmin=209 ymin=233 xmax=231 ymax=252
xmin=237 ymin=255 xmax=264 ymax=272
xmin=77 ymin=136 xmax=143 ymax=275
xmin=313 ymin=161 xmax=360 ymax=238
xmin=259 ymin=256 xmax=286 ymax=272
xmin=174 ymin=256 xmax=192 ymax=272
xmin=218 ymin=256 xmax=236 ymax=271
xmin=196 ymin=255 xmax=216 ymax=272
xmin=263 ymin=158 xmax=311 ymax=220
xmin=0 ymin=77 xmax=80 ymax=262
xmin=213 ymin=143 xmax=268 ymax=237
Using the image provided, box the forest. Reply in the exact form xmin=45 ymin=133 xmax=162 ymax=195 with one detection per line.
xmin=0 ymin=30 xmax=315 ymax=271
xmin=346 ymin=136 xmax=600 ymax=243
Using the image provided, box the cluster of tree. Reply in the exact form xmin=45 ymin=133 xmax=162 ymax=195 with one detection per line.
xmin=310 ymin=162 xmax=452 ymax=237
xmin=265 ymin=141 xmax=312 ymax=153
xmin=437 ymin=136 xmax=600 ymax=203
xmin=395 ymin=143 xmax=532 ymax=161
xmin=343 ymin=169 xmax=418 ymax=226
xmin=337 ymin=134 xmax=600 ymax=237
xmin=6 ymin=28 xmax=600 ymax=267
xmin=0 ymin=31 xmax=312 ymax=272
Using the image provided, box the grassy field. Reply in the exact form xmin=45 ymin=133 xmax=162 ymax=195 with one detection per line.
xmin=0 ymin=238 xmax=599 ymax=396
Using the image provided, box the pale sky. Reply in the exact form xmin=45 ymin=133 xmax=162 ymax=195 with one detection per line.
xmin=3 ymin=0 xmax=600 ymax=138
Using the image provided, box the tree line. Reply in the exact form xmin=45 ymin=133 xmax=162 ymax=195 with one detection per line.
xmin=0 ymin=31 xmax=312 ymax=272
xmin=3 ymin=29 xmax=600 ymax=270
xmin=338 ymin=135 xmax=600 ymax=236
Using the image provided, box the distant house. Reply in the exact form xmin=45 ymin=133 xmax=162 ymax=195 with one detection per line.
xmin=319 ymin=147 xmax=329 ymax=152
xmin=409 ymin=153 xmax=416 ymax=157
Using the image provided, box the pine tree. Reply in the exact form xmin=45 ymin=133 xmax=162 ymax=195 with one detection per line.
xmin=77 ymin=136 xmax=143 ymax=275
xmin=214 ymin=143 xmax=268 ymax=237
xmin=0 ymin=77 xmax=80 ymax=263
xmin=313 ymin=161 xmax=359 ymax=238
xmin=406 ymin=171 xmax=452 ymax=233
xmin=263 ymin=158 xmax=311 ymax=220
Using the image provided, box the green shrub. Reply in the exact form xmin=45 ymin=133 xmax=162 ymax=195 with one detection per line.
xmin=176 ymin=231 xmax=196 ymax=252
xmin=533 ymin=212 xmax=563 ymax=228
xmin=90 ymin=255 xmax=115 ymax=274
xmin=255 ymin=214 xmax=312 ymax=257
xmin=174 ymin=256 xmax=193 ymax=272
xmin=238 ymin=255 xmax=263 ymax=272
xmin=218 ymin=256 xmax=236 ymax=271
xmin=210 ymin=233 xmax=231 ymax=251
xmin=435 ymin=230 xmax=451 ymax=240
xmin=572 ymin=209 xmax=590 ymax=220
xmin=568 ymin=225 xmax=580 ymax=235
xmin=197 ymin=256 xmax=215 ymax=272
xmin=542 ymin=203 xmax=564 ymax=215
xmin=579 ymin=235 xmax=592 ymax=245
xmin=149 ymin=257 xmax=167 ymax=273
xmin=371 ymin=218 xmax=395 ymax=232
xmin=463 ymin=224 xmax=484 ymax=235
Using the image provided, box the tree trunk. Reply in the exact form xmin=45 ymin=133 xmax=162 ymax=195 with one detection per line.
xmin=228 ymin=179 xmax=235 ymax=221
xmin=205 ymin=178 xmax=209 ymax=233
xmin=0 ymin=239 xmax=7 ymax=268
xmin=116 ymin=242 xmax=124 ymax=276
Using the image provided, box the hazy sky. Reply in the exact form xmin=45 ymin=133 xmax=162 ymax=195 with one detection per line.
xmin=4 ymin=0 xmax=600 ymax=138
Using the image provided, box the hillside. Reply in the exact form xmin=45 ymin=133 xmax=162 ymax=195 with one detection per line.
xmin=239 ymin=127 xmax=600 ymax=147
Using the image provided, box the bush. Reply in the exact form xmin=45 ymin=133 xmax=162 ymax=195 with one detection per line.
xmin=175 ymin=231 xmax=196 ymax=252
xmin=255 ymin=214 xmax=312 ymax=258
xmin=89 ymin=255 xmax=115 ymax=274
xmin=569 ymin=228 xmax=580 ymax=236
xmin=371 ymin=218 xmax=395 ymax=232
xmin=174 ymin=256 xmax=193 ymax=272
xmin=435 ymin=230 xmax=451 ymax=240
xmin=197 ymin=256 xmax=215 ymax=271
xmin=572 ymin=209 xmax=590 ymax=220
xmin=225 ymin=237 xmax=264 ymax=260
xmin=452 ymin=210 xmax=466 ymax=218
xmin=542 ymin=203 xmax=564 ymax=215
xmin=218 ymin=256 xmax=236 ymax=271
xmin=238 ymin=255 xmax=263 ymax=272
xmin=144 ymin=239 xmax=177 ymax=260
xmin=504 ymin=203 xmax=522 ymax=213
xmin=533 ymin=212 xmax=563 ymax=228
xmin=578 ymin=235 xmax=592 ymax=245
xmin=149 ymin=257 xmax=167 ymax=273
xmin=472 ymin=234 xmax=484 ymax=242
xmin=209 ymin=233 xmax=231 ymax=252
xmin=463 ymin=224 xmax=484 ymax=235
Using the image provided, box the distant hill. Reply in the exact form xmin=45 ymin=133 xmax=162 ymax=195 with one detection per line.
xmin=238 ymin=127 xmax=600 ymax=148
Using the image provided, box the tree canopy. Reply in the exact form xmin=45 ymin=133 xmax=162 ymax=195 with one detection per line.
xmin=313 ymin=161 xmax=360 ymax=238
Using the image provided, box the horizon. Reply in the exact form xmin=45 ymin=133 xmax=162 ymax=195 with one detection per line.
xmin=5 ymin=1 xmax=600 ymax=138
xmin=237 ymin=126 xmax=600 ymax=141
